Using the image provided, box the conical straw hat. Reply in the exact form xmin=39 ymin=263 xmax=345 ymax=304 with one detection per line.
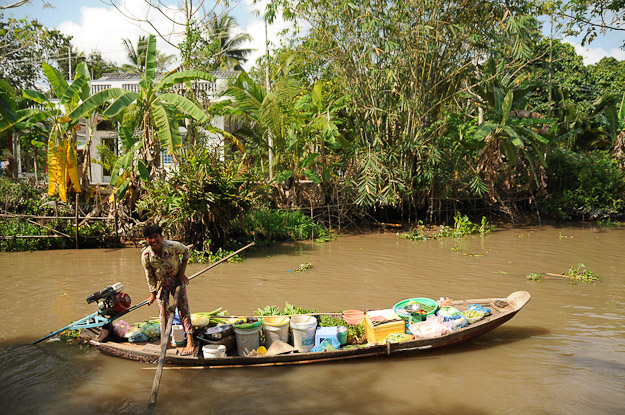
xmin=265 ymin=339 xmax=298 ymax=356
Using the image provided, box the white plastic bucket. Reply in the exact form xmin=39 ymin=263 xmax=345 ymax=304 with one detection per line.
xmin=234 ymin=325 xmax=262 ymax=356
xmin=290 ymin=316 xmax=317 ymax=352
xmin=171 ymin=324 xmax=186 ymax=346
xmin=202 ymin=344 xmax=227 ymax=359
xmin=263 ymin=316 xmax=290 ymax=348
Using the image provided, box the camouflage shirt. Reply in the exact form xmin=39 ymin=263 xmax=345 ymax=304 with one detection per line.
xmin=141 ymin=240 xmax=190 ymax=293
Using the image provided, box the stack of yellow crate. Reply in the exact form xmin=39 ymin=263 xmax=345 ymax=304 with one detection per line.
xmin=364 ymin=309 xmax=406 ymax=343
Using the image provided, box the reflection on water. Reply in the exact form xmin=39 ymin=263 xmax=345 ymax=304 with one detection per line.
xmin=1 ymin=224 xmax=624 ymax=414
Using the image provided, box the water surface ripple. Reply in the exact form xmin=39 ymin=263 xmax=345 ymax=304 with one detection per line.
xmin=1 ymin=224 xmax=624 ymax=414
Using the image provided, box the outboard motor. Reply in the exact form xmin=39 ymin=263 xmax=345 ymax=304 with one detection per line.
xmin=86 ymin=282 xmax=131 ymax=317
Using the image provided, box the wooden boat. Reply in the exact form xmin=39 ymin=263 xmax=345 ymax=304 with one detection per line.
xmin=88 ymin=291 xmax=530 ymax=368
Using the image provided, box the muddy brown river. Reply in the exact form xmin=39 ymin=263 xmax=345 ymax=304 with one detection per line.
xmin=1 ymin=224 xmax=624 ymax=414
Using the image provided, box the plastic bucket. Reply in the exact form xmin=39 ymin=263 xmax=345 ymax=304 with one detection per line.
xmin=234 ymin=325 xmax=262 ymax=356
xmin=342 ymin=310 xmax=364 ymax=325
xmin=290 ymin=316 xmax=317 ymax=352
xmin=337 ymin=325 xmax=348 ymax=345
xmin=263 ymin=316 xmax=290 ymax=348
xmin=202 ymin=344 xmax=227 ymax=359
xmin=171 ymin=324 xmax=186 ymax=346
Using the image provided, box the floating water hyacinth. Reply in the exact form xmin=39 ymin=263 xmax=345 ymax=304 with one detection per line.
xmin=289 ymin=262 xmax=312 ymax=272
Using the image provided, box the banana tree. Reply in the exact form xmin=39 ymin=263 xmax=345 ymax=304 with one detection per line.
xmin=0 ymin=80 xmax=40 ymax=178
xmin=273 ymin=80 xmax=349 ymax=199
xmin=19 ymin=62 xmax=100 ymax=202
xmin=611 ymin=94 xmax=625 ymax=166
xmin=471 ymin=59 xmax=553 ymax=204
xmin=68 ymin=34 xmax=216 ymax=201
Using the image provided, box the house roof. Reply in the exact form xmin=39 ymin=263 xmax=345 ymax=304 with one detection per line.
xmin=94 ymin=70 xmax=240 ymax=82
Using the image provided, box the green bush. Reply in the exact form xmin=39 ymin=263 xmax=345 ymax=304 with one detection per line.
xmin=0 ymin=178 xmax=118 ymax=251
xmin=243 ymin=208 xmax=331 ymax=242
xmin=0 ymin=217 xmax=116 ymax=251
xmin=0 ymin=177 xmax=44 ymax=214
xmin=136 ymin=145 xmax=260 ymax=252
xmin=543 ymin=151 xmax=625 ymax=220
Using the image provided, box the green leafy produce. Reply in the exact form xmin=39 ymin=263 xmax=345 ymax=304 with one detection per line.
xmin=461 ymin=310 xmax=485 ymax=323
xmin=318 ymin=315 xmax=365 ymax=344
xmin=283 ymin=302 xmax=316 ymax=315
xmin=384 ymin=332 xmax=413 ymax=343
xmin=59 ymin=329 xmax=82 ymax=342
xmin=255 ymin=305 xmax=283 ymax=316
xmin=256 ymin=302 xmax=317 ymax=317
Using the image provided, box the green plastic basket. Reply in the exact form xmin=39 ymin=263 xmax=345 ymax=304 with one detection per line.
xmin=394 ymin=298 xmax=439 ymax=324
xmin=233 ymin=318 xmax=263 ymax=330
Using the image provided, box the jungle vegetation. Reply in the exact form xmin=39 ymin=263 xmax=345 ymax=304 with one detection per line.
xmin=1 ymin=1 xmax=625 ymax=251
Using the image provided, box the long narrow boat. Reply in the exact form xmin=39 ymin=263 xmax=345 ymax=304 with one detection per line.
xmin=88 ymin=291 xmax=530 ymax=368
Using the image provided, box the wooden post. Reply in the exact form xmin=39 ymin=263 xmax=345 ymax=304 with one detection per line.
xmin=55 ymin=201 xmax=63 ymax=249
xmin=113 ymin=195 xmax=119 ymax=246
xmin=328 ymin=203 xmax=331 ymax=231
xmin=337 ymin=185 xmax=341 ymax=232
xmin=75 ymin=193 xmax=79 ymax=249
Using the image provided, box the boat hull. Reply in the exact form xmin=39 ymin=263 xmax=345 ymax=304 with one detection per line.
xmin=89 ymin=291 xmax=531 ymax=368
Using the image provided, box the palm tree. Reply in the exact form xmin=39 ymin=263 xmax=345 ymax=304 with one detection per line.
xmin=203 ymin=13 xmax=253 ymax=71
xmin=69 ymin=35 xmax=215 ymax=203
xmin=121 ymin=36 xmax=175 ymax=73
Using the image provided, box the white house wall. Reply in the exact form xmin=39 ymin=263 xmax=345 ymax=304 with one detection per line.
xmin=83 ymin=71 xmax=240 ymax=184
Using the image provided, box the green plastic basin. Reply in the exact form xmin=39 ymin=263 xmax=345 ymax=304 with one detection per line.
xmin=393 ymin=297 xmax=439 ymax=323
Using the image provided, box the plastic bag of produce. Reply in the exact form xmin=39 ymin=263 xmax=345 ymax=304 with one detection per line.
xmin=426 ymin=314 xmax=445 ymax=324
xmin=140 ymin=322 xmax=161 ymax=341
xmin=409 ymin=321 xmax=446 ymax=339
xmin=468 ymin=304 xmax=491 ymax=316
xmin=462 ymin=309 xmax=486 ymax=324
xmin=426 ymin=314 xmax=453 ymax=332
xmin=123 ymin=326 xmax=141 ymax=339
xmin=449 ymin=314 xmax=468 ymax=330
xmin=128 ymin=332 xmax=149 ymax=343
xmin=437 ymin=306 xmax=462 ymax=321
xmin=311 ymin=338 xmax=340 ymax=352
xmin=383 ymin=332 xmax=413 ymax=343
xmin=112 ymin=320 xmax=129 ymax=338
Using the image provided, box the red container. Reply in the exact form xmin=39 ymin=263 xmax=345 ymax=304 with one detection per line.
xmin=342 ymin=310 xmax=365 ymax=325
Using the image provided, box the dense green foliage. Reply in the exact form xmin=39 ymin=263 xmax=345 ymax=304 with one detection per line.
xmin=0 ymin=176 xmax=45 ymax=214
xmin=3 ymin=2 xmax=625 ymax=253
xmin=0 ymin=177 xmax=116 ymax=251
xmin=243 ymin=208 xmax=331 ymax=243
xmin=0 ymin=14 xmax=72 ymax=90
xmin=543 ymin=151 xmax=625 ymax=220
xmin=135 ymin=144 xmax=257 ymax=251
xmin=399 ymin=213 xmax=491 ymax=241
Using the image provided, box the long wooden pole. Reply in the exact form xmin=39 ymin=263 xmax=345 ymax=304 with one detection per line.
xmin=148 ymin=286 xmax=181 ymax=408
xmin=146 ymin=241 xmax=255 ymax=408
xmin=188 ymin=242 xmax=255 ymax=281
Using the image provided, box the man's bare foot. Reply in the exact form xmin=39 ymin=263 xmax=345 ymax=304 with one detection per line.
xmin=180 ymin=333 xmax=195 ymax=356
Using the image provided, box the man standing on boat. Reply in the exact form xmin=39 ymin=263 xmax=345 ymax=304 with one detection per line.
xmin=141 ymin=224 xmax=195 ymax=356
